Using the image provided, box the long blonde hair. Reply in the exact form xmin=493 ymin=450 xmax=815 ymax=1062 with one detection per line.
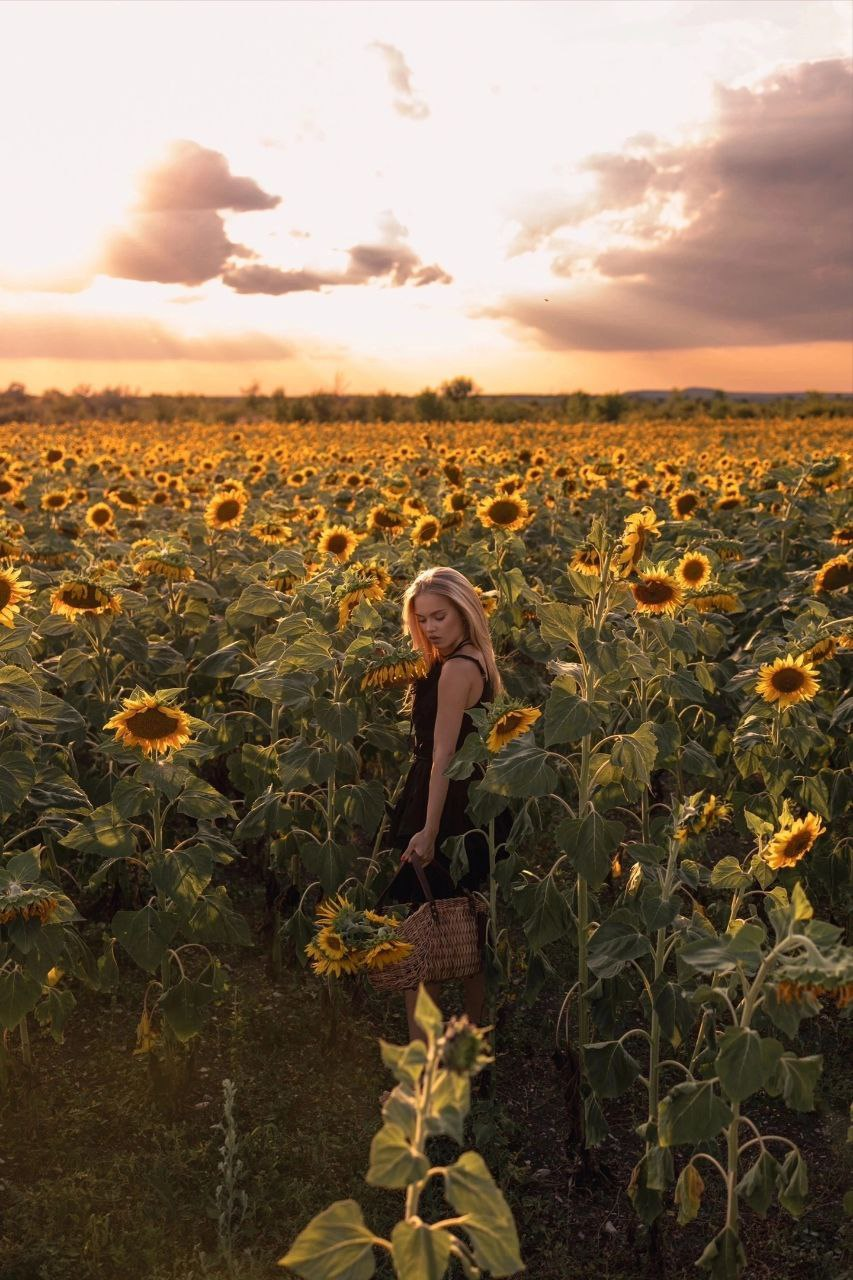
xmin=401 ymin=566 xmax=503 ymax=699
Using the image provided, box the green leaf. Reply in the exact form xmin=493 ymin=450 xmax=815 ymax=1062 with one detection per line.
xmin=770 ymin=1053 xmax=822 ymax=1112
xmin=695 ymin=1227 xmax=746 ymax=1279
xmin=444 ymin=1151 xmax=524 ymax=1277
xmin=279 ymin=1199 xmax=377 ymax=1280
xmin=339 ymin=780 xmax=386 ymax=832
xmin=481 ymin=740 xmax=556 ymax=798
xmin=777 ymin=1148 xmax=809 ymax=1217
xmin=110 ymin=776 xmax=152 ymax=818
xmin=674 ymin=1162 xmax=704 ymax=1225
xmin=0 ymin=664 xmax=41 ymax=717
xmin=709 ymin=856 xmax=751 ymax=890
xmin=543 ymin=686 xmax=601 ymax=746
xmin=112 ymin=906 xmax=179 ymax=973
xmin=715 ymin=1027 xmax=767 ymax=1102
xmin=150 ymin=847 xmax=214 ymax=917
xmin=378 ymin=1038 xmax=428 ymax=1088
xmin=184 ymin=886 xmax=251 ymax=946
xmin=61 ymin=806 xmax=137 ymax=858
xmin=678 ymin=924 xmax=764 ymax=975
xmin=390 ymin=1220 xmax=452 ymax=1280
xmin=298 ymin=837 xmax=352 ymax=895
xmin=5 ymin=848 xmax=41 ymax=882
xmin=413 ymin=985 xmax=443 ymax=1041
xmin=736 ymin=1148 xmax=780 ymax=1217
xmin=537 ymin=602 xmax=585 ymax=650
xmin=176 ymin=775 xmax=236 ymax=820
xmin=640 ymin=884 xmax=679 ymax=932
xmin=584 ymin=1039 xmax=641 ymax=1099
xmin=0 ymin=968 xmax=42 ymax=1030
xmin=34 ymin=986 xmax=76 ymax=1042
xmin=560 ymin=812 xmax=625 ymax=889
xmin=424 ymin=1069 xmax=470 ymax=1145
xmin=515 ymin=874 xmax=572 ymax=952
xmin=158 ymin=975 xmax=216 ymax=1042
xmin=314 ymin=699 xmax=359 ymax=744
xmin=627 ymin=1151 xmax=666 ymax=1226
xmin=611 ymin=723 xmax=658 ymax=787
xmin=762 ymin=983 xmax=820 ymax=1038
xmin=365 ymin=1122 xmax=429 ymax=1189
xmin=0 ymin=750 xmax=35 ymax=817
xmin=658 ymin=1081 xmax=732 ymax=1147
xmin=587 ymin=908 xmax=651 ymax=979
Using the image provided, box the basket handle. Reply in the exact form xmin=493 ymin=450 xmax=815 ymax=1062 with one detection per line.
xmin=373 ymin=855 xmax=437 ymax=911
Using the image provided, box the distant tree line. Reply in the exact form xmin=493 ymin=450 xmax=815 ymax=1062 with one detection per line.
xmin=0 ymin=378 xmax=849 ymax=427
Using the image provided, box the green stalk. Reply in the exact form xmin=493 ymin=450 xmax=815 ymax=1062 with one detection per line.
xmin=726 ymin=1102 xmax=741 ymax=1235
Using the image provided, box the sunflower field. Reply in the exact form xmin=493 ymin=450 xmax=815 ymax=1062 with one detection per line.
xmin=0 ymin=416 xmax=851 ymax=1280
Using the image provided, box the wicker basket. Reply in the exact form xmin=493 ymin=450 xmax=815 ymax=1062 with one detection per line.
xmin=369 ymin=860 xmax=488 ymax=993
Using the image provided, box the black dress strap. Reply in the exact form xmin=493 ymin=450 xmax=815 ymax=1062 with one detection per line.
xmin=444 ymin=643 xmax=487 ymax=682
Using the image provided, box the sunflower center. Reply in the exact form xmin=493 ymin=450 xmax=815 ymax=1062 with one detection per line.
xmin=771 ymin=668 xmax=806 ymax=693
xmin=681 ymin=559 xmax=706 ymax=583
xmin=0 ymin=479 xmax=15 ymax=495
xmin=326 ymin=533 xmax=350 ymax=554
xmin=125 ymin=706 xmax=180 ymax=738
xmin=61 ymin=583 xmax=107 ymax=609
xmin=92 ymin=508 xmax=111 ymax=525
xmin=500 ymin=712 xmax=525 ymax=733
xmin=374 ymin=510 xmax=401 ymax=529
xmin=0 ymin=580 xmax=11 ymax=608
xmin=46 ymin=449 xmax=63 ymax=463
xmin=822 ymin=562 xmax=853 ymax=591
xmin=676 ymin=494 xmax=698 ymax=514
xmin=46 ymin=494 xmax=66 ymax=508
xmin=635 ymin=578 xmax=676 ymax=604
xmin=215 ymin=498 xmax=241 ymax=521
xmin=488 ymin=499 xmax=522 ymax=525
xmin=779 ymin=830 xmax=812 ymax=860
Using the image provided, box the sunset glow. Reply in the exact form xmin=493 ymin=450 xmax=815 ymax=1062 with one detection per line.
xmin=1 ymin=0 xmax=851 ymax=394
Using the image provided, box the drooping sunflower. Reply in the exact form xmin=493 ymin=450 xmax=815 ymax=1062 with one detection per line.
xmin=135 ymin=551 xmax=195 ymax=582
xmin=411 ymin=514 xmax=442 ymax=547
xmin=0 ymin=881 xmax=60 ymax=926
xmin=486 ymin=705 xmax=541 ymax=753
xmin=0 ymin=518 xmax=24 ymax=557
xmin=798 ymin=636 xmax=837 ymax=665
xmin=366 ymin=504 xmax=407 ymax=536
xmin=715 ymin=492 xmax=742 ymax=511
xmin=675 ymin=551 xmax=712 ymax=591
xmin=831 ymin=525 xmax=853 ymax=546
xmin=317 ymin=525 xmax=361 ymax=562
xmin=0 ymin=475 xmax=22 ymax=503
xmin=204 ymin=491 xmax=247 ymax=531
xmin=691 ymin=586 xmax=741 ymax=614
xmin=359 ymin=937 xmax=415 ymax=971
xmin=763 ymin=812 xmax=825 ymax=870
xmin=51 ymin=578 xmax=122 ymax=619
xmin=337 ymin=562 xmax=392 ymax=626
xmin=813 ymin=554 xmax=853 ymax=594
xmin=755 ymin=654 xmax=820 ymax=709
xmin=0 ymin=566 xmax=34 ymax=627
xmin=250 ymin=519 xmax=293 ymax=546
xmin=714 ymin=539 xmax=744 ymax=562
xmin=631 ymin=572 xmax=684 ymax=617
xmin=474 ymin=585 xmax=499 ymax=616
xmin=85 ymin=502 xmax=115 ymax=533
xmin=615 ymin=507 xmax=663 ymax=576
xmin=103 ymin=692 xmax=192 ymax=757
xmin=569 ymin=545 xmax=602 ymax=577
xmin=110 ymin=488 xmax=144 ymax=511
xmin=807 ymin=455 xmax=845 ymax=487
xmin=360 ymin=645 xmax=430 ymax=691
xmin=476 ymin=493 xmax=530 ymax=532
xmin=669 ymin=490 xmax=701 ymax=520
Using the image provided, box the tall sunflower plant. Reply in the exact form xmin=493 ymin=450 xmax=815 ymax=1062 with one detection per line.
xmin=580 ymin=798 xmax=851 ymax=1280
xmin=61 ymin=687 xmax=250 ymax=1061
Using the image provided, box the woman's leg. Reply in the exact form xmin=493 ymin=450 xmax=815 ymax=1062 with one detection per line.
xmin=462 ymin=967 xmax=486 ymax=1025
xmin=404 ymin=982 xmax=444 ymax=1043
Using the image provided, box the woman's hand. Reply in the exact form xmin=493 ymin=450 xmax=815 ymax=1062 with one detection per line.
xmin=401 ymin=830 xmax=436 ymax=869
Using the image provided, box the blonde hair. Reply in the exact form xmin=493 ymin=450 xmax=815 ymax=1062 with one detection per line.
xmin=401 ymin=566 xmax=503 ymax=699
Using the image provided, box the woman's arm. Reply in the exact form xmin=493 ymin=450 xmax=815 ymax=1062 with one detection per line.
xmin=400 ymin=661 xmax=473 ymax=867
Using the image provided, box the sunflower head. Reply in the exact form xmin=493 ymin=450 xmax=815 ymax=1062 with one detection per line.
xmin=366 ymin=504 xmax=407 ymax=536
xmin=360 ymin=643 xmax=430 ymax=691
xmin=411 ymin=514 xmax=442 ymax=547
xmin=486 ymin=704 xmax=541 ymax=753
xmin=51 ymin=577 xmax=122 ymax=619
xmin=251 ymin=519 xmax=293 ymax=546
xmin=85 ymin=502 xmax=115 ymax=532
xmin=569 ymin=544 xmax=602 ymax=577
xmin=476 ymin=492 xmax=530 ymax=532
xmin=813 ymin=554 xmax=853 ymax=595
xmin=0 ymin=566 xmax=34 ymax=628
xmin=317 ymin=525 xmax=361 ymax=562
xmin=103 ymin=692 xmax=193 ymax=757
xmin=631 ymin=571 xmax=684 ymax=617
xmin=615 ymin=506 xmax=663 ymax=576
xmin=763 ymin=812 xmax=825 ymax=869
xmin=669 ymin=490 xmax=701 ymax=520
xmin=755 ymin=654 xmax=820 ymax=710
xmin=691 ymin=585 xmax=741 ymax=614
xmin=675 ymin=551 xmax=712 ymax=591
xmin=204 ymin=490 xmax=247 ymax=531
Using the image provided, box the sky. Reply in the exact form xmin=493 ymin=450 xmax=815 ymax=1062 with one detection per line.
xmin=0 ymin=0 xmax=851 ymax=396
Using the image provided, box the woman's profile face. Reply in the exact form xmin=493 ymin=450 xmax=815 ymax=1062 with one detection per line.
xmin=413 ymin=591 xmax=466 ymax=655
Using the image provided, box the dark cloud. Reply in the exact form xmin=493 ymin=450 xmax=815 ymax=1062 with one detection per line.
xmin=0 ymin=312 xmax=293 ymax=360
xmin=369 ymin=42 xmax=430 ymax=120
xmin=496 ymin=58 xmax=853 ymax=350
xmin=223 ymin=213 xmax=452 ymax=294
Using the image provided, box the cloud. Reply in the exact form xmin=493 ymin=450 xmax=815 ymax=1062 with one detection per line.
xmin=223 ymin=211 xmax=452 ymax=294
xmin=0 ymin=312 xmax=293 ymax=360
xmin=369 ymin=42 xmax=430 ymax=119
xmin=495 ymin=58 xmax=853 ymax=350
xmin=135 ymin=139 xmax=280 ymax=212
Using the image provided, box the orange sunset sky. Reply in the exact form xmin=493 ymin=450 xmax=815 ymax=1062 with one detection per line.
xmin=1 ymin=0 xmax=851 ymax=396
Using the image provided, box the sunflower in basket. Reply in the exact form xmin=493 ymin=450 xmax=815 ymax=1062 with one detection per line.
xmin=305 ymin=892 xmax=414 ymax=977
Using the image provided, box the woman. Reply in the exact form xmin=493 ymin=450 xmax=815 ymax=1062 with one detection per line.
xmin=375 ymin=565 xmax=512 ymax=1058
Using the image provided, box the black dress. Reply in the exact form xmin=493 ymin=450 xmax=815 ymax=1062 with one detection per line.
xmin=379 ymin=641 xmax=512 ymax=906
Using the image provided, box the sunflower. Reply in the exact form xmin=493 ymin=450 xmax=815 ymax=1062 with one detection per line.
xmin=135 ymin=551 xmax=195 ymax=582
xmin=615 ymin=507 xmax=663 ymax=576
xmin=85 ymin=502 xmax=115 ymax=532
xmin=110 ymin=488 xmax=143 ymax=510
xmin=715 ymin=493 xmax=742 ymax=511
xmin=494 ymin=473 xmax=525 ymax=496
xmin=476 ymin=493 xmax=530 ymax=532
xmin=675 ymin=551 xmax=712 ymax=591
xmin=40 ymin=489 xmax=71 ymax=512
xmin=360 ymin=937 xmax=415 ymax=971
xmin=798 ymin=636 xmax=837 ymax=665
xmin=104 ymin=693 xmax=192 ymax=757
xmin=337 ymin=563 xmax=391 ymax=626
xmin=669 ymin=490 xmax=701 ymax=520
xmin=51 ymin=578 xmax=122 ymax=619
xmin=0 ymin=519 xmax=24 ymax=557
xmin=0 ymin=881 xmax=60 ymax=926
xmin=317 ymin=525 xmax=361 ymax=562
xmin=0 ymin=566 xmax=34 ymax=627
xmin=411 ymin=514 xmax=442 ymax=547
xmin=486 ymin=705 xmax=541 ymax=753
xmin=807 ymin=455 xmax=845 ymax=487
xmin=631 ymin=572 xmax=684 ymax=616
xmin=366 ymin=504 xmax=407 ymax=536
xmin=204 ymin=491 xmax=247 ymax=530
xmin=443 ymin=489 xmax=471 ymax=514
xmin=714 ymin=539 xmax=744 ymax=562
xmin=763 ymin=812 xmax=825 ymax=869
xmin=755 ymin=654 xmax=820 ymax=709
xmin=569 ymin=545 xmax=602 ymax=577
xmin=831 ymin=525 xmax=853 ymax=546
xmin=813 ymin=554 xmax=853 ymax=594
xmin=691 ymin=587 xmax=741 ymax=614
xmin=0 ymin=475 xmax=22 ymax=503
xmin=361 ymin=648 xmax=430 ymax=690
xmin=474 ymin=586 xmax=499 ymax=616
